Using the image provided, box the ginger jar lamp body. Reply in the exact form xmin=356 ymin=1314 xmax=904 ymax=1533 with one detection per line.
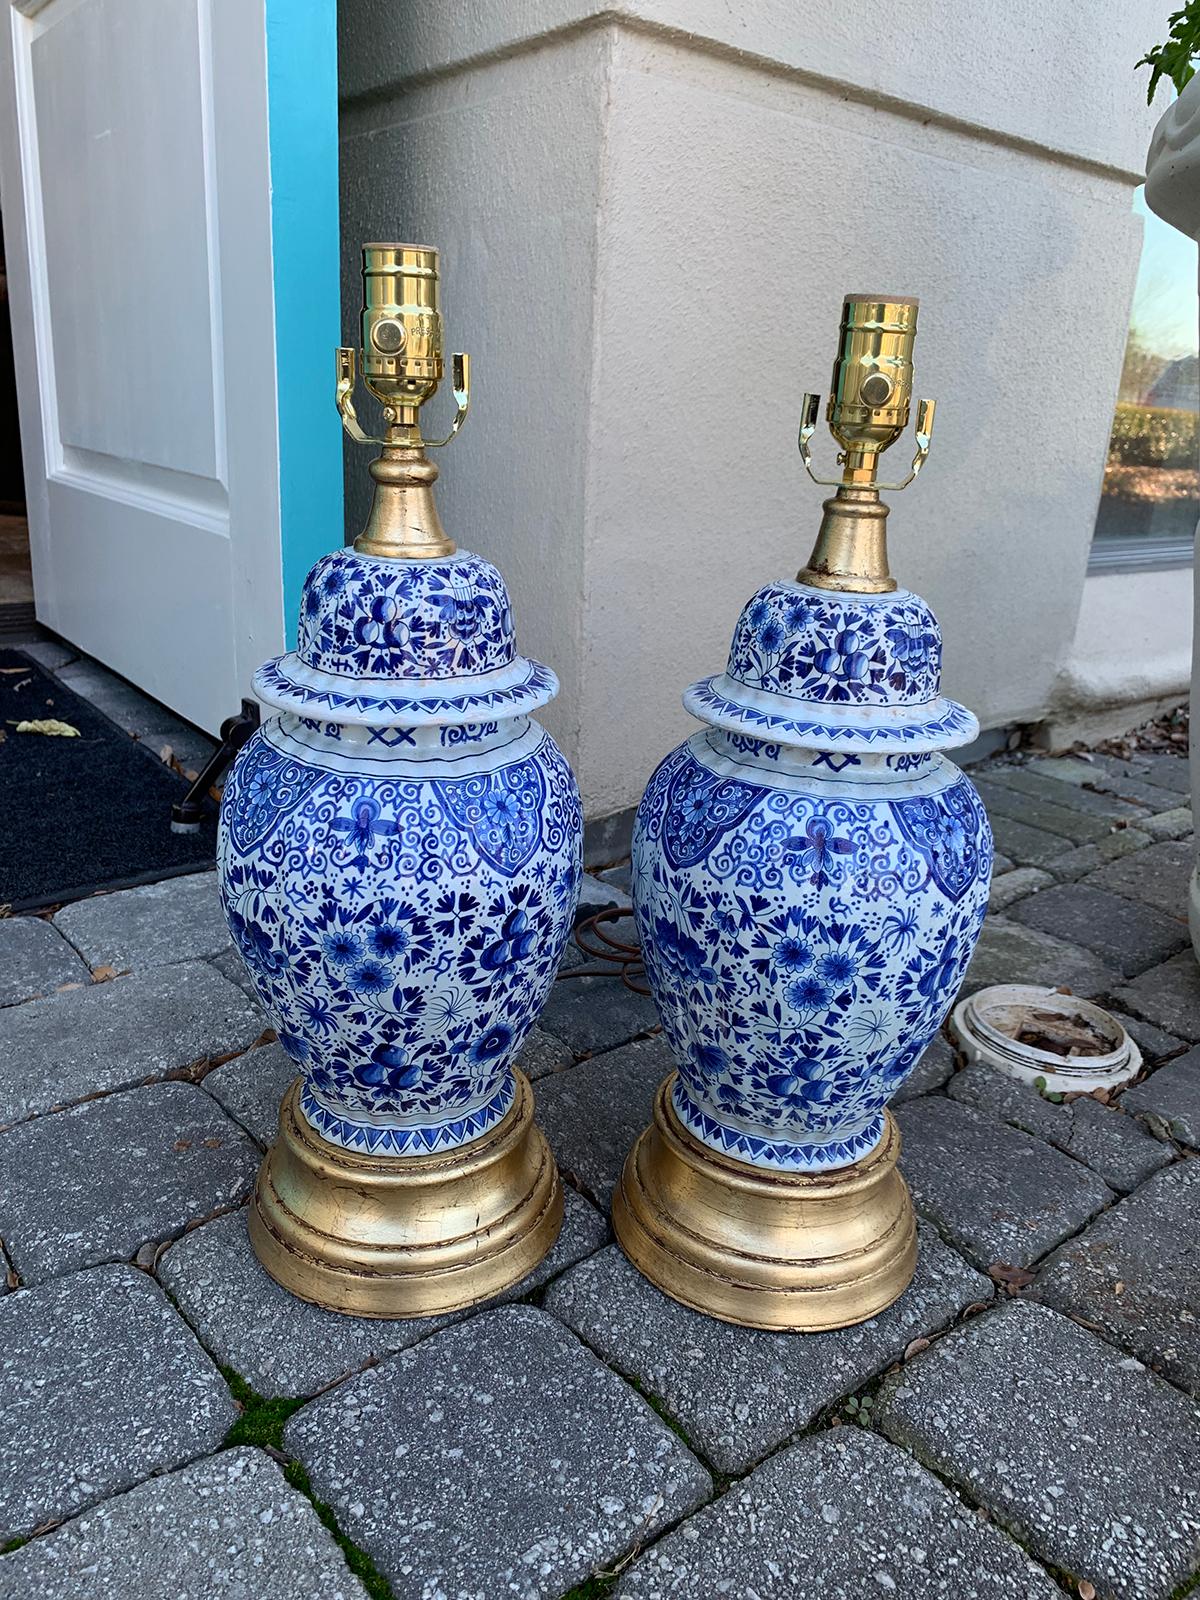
xmin=216 ymin=245 xmax=581 ymax=1317
xmin=614 ymin=296 xmax=992 ymax=1331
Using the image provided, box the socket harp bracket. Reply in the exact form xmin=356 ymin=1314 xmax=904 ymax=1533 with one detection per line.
xmin=336 ymin=346 xmax=471 ymax=450
xmin=798 ymin=389 xmax=935 ymax=493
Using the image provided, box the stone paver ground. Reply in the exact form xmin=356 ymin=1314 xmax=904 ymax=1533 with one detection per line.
xmin=1 ymin=723 xmax=1199 ymax=1596
xmin=877 ymin=1300 xmax=1200 ymax=1600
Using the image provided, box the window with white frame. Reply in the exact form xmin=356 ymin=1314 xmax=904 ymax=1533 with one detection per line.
xmin=1091 ymin=187 xmax=1198 ymax=572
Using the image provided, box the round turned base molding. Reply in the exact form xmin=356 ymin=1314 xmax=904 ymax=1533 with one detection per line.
xmin=249 ymin=1071 xmax=562 ymax=1319
xmin=612 ymin=1074 xmax=917 ymax=1332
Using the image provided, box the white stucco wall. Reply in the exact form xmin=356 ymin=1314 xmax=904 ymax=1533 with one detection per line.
xmin=1043 ymin=566 xmax=1193 ymax=745
xmin=339 ymin=1 xmax=1168 ymax=819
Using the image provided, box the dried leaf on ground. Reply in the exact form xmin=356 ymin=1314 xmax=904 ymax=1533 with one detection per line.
xmin=904 ymin=1336 xmax=931 ymax=1361
xmin=10 ymin=718 xmax=80 ymax=737
xmin=90 ymin=965 xmax=119 ymax=983
xmin=988 ymin=1263 xmax=1036 ymax=1291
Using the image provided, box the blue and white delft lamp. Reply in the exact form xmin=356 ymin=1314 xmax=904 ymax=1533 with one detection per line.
xmin=217 ymin=245 xmax=581 ymax=1317
xmin=614 ymin=296 xmax=992 ymax=1331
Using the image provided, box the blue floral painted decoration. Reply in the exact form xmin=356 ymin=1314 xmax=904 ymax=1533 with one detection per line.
xmin=684 ymin=581 xmax=976 ymax=752
xmin=257 ymin=548 xmax=557 ymax=727
xmin=217 ymin=548 xmax=582 ymax=1156
xmin=633 ymin=579 xmax=991 ymax=1172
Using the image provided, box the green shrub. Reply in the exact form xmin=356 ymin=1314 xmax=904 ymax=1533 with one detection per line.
xmin=1109 ymin=402 xmax=1200 ymax=468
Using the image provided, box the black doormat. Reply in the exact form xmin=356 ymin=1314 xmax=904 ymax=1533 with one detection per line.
xmin=0 ymin=649 xmax=216 ymax=913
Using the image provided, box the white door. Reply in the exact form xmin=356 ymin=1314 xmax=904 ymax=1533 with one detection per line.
xmin=0 ymin=0 xmax=341 ymax=733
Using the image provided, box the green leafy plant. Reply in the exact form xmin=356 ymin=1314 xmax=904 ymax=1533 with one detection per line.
xmin=843 ymin=1392 xmax=875 ymax=1425
xmin=1139 ymin=4 xmax=1200 ymax=103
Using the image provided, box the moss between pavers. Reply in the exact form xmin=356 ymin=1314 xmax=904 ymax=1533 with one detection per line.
xmin=219 ymin=1365 xmax=305 ymax=1451
xmin=560 ymin=1577 xmax=620 ymax=1599
xmin=218 ymin=1365 xmax=396 ymax=1600
xmin=282 ymin=1460 xmax=395 ymax=1600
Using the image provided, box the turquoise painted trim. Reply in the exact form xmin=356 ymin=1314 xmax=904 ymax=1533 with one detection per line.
xmin=265 ymin=0 xmax=342 ymax=647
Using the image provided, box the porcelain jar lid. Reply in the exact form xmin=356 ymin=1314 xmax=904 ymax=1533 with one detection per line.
xmin=684 ymin=581 xmax=977 ymax=753
xmin=254 ymin=548 xmax=557 ymax=727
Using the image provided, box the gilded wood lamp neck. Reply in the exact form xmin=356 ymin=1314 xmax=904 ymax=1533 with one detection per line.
xmin=796 ymin=295 xmax=935 ymax=594
xmin=335 ymin=243 xmax=471 ymax=560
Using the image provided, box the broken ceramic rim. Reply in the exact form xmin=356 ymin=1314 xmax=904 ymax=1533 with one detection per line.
xmin=949 ymin=984 xmax=1142 ymax=1095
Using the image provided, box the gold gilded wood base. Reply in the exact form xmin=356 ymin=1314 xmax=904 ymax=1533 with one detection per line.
xmin=249 ymin=1072 xmax=562 ymax=1318
xmin=612 ymin=1075 xmax=917 ymax=1331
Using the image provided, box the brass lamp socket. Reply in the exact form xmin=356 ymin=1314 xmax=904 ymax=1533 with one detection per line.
xmin=827 ymin=295 xmax=919 ymax=483
xmin=360 ymin=243 xmax=444 ymax=423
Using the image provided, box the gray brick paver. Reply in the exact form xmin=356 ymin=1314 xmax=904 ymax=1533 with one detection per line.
xmin=892 ymin=1033 xmax=958 ymax=1103
xmin=896 ymin=1097 xmax=1114 ymax=1269
xmin=973 ymin=776 xmax=1111 ymax=844
xmin=948 ymin=1065 xmax=1171 ymax=1193
xmin=516 ymin=1022 xmax=574 ymax=1081
xmin=544 ymin=1230 xmax=990 ymax=1475
xmin=1116 ymin=954 xmax=1200 ymax=1043
xmin=960 ymin=917 xmax=1118 ymax=1000
xmin=537 ymin=965 xmax=660 ymax=1057
xmin=989 ymin=866 xmax=1053 ymax=912
xmin=1025 ymin=755 xmax=1120 ymax=786
xmin=1007 ymin=881 xmax=1188 ymax=978
xmin=0 ymin=1448 xmax=368 ymax=1600
xmin=0 ymin=1265 xmax=235 ymax=1543
xmin=1084 ymin=840 xmax=1193 ymax=923
xmin=1123 ymin=1046 xmax=1200 ymax=1146
xmin=876 ymin=1299 xmax=1200 ymax=1600
xmin=0 ymin=962 xmax=263 ymax=1126
xmin=985 ymin=815 xmax=1078 ymax=870
xmin=160 ymin=1188 xmax=608 ymax=1397
xmin=1037 ymin=1160 xmax=1200 ymax=1395
xmin=1140 ymin=806 xmax=1193 ymax=843
xmin=1137 ymin=755 xmax=1192 ymax=796
xmin=207 ymin=944 xmax=258 ymax=1001
xmin=577 ymin=870 xmax=633 ymax=917
xmin=1109 ymin=1010 xmax=1187 ymax=1063
xmin=200 ymin=1039 xmax=295 ymax=1146
xmin=52 ymin=872 xmax=231 ymax=973
xmin=0 ymin=1082 xmax=258 ymax=1283
xmin=615 ymin=1428 xmax=1062 ymax=1600
xmin=1070 ymin=754 xmax=1193 ymax=812
xmin=983 ymin=764 xmax=1150 ymax=822
xmin=1045 ymin=828 xmax=1153 ymax=884
xmin=0 ymin=918 xmax=87 ymax=1008
xmin=537 ymin=1033 xmax=673 ymax=1205
xmin=284 ymin=1304 xmax=711 ymax=1600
